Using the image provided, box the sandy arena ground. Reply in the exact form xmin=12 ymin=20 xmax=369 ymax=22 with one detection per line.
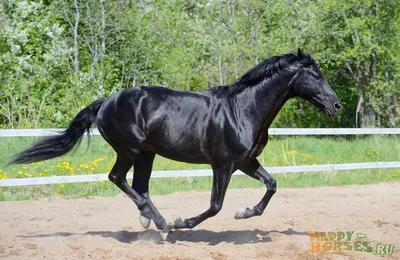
xmin=0 ymin=183 xmax=399 ymax=260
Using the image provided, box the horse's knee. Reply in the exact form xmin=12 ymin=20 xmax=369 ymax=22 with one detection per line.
xmin=209 ymin=203 xmax=222 ymax=217
xmin=108 ymin=174 xmax=119 ymax=184
xmin=268 ymin=178 xmax=276 ymax=194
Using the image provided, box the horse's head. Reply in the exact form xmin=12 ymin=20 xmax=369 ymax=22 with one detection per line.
xmin=289 ymin=48 xmax=342 ymax=116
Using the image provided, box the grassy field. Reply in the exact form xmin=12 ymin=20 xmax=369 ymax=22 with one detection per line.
xmin=0 ymin=135 xmax=399 ymax=201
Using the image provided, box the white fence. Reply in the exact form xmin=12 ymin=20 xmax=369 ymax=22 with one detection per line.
xmin=1 ymin=162 xmax=399 ymax=187
xmin=1 ymin=128 xmax=400 ymax=137
xmin=0 ymin=128 xmax=399 ymax=187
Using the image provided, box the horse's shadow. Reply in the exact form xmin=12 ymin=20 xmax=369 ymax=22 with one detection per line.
xmin=19 ymin=228 xmax=308 ymax=245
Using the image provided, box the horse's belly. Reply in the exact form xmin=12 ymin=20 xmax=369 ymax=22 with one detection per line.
xmin=154 ymin=149 xmax=210 ymax=164
xmin=144 ymin=133 xmax=211 ymax=164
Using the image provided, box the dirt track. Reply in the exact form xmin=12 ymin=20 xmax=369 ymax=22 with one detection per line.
xmin=1 ymin=183 xmax=399 ymax=260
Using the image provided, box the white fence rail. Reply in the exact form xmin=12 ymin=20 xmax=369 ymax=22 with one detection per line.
xmin=1 ymin=128 xmax=400 ymax=137
xmin=1 ymin=128 xmax=399 ymax=187
xmin=0 ymin=162 xmax=399 ymax=187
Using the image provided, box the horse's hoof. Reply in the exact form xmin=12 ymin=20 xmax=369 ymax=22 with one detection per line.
xmin=234 ymin=207 xmax=250 ymax=219
xmin=167 ymin=217 xmax=182 ymax=229
xmin=160 ymin=231 xmax=170 ymax=241
xmin=139 ymin=213 xmax=151 ymax=229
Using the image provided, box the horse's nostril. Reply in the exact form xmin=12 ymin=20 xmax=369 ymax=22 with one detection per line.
xmin=334 ymin=102 xmax=342 ymax=111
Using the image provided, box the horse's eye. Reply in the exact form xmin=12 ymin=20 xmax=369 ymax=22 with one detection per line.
xmin=313 ymin=73 xmax=322 ymax=80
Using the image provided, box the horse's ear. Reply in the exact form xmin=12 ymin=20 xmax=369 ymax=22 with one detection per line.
xmin=298 ymin=48 xmax=304 ymax=57
xmin=305 ymin=51 xmax=312 ymax=58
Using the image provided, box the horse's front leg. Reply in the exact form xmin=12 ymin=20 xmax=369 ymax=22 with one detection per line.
xmin=168 ymin=164 xmax=233 ymax=229
xmin=235 ymin=159 xmax=276 ymax=219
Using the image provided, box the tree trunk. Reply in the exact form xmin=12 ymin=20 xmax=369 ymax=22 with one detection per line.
xmin=360 ymin=49 xmax=378 ymax=128
xmin=73 ymin=0 xmax=80 ymax=74
xmin=217 ymin=0 xmax=223 ymax=85
xmin=99 ymin=0 xmax=106 ymax=93
xmin=360 ymin=102 xmax=376 ymax=128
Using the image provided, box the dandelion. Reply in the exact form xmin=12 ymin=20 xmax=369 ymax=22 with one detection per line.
xmin=21 ymin=165 xmax=27 ymax=170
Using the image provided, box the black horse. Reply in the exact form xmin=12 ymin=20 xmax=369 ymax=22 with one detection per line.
xmin=11 ymin=48 xmax=341 ymax=238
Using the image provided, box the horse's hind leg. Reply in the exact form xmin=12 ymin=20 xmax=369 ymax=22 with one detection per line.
xmin=235 ymin=159 xmax=276 ymax=219
xmin=108 ymin=153 xmax=148 ymax=213
xmin=132 ymin=151 xmax=168 ymax=232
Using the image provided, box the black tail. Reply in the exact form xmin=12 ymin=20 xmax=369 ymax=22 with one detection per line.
xmin=10 ymin=99 xmax=105 ymax=165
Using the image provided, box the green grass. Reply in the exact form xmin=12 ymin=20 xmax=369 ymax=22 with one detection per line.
xmin=0 ymin=135 xmax=399 ymax=201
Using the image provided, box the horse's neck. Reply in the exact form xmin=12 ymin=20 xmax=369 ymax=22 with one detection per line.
xmin=233 ymin=75 xmax=293 ymax=156
xmin=237 ymin=76 xmax=292 ymax=128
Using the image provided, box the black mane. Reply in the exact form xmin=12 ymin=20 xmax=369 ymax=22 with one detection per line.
xmin=209 ymin=51 xmax=313 ymax=97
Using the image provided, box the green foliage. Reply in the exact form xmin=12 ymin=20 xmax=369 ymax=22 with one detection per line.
xmin=0 ymin=0 xmax=399 ymax=128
